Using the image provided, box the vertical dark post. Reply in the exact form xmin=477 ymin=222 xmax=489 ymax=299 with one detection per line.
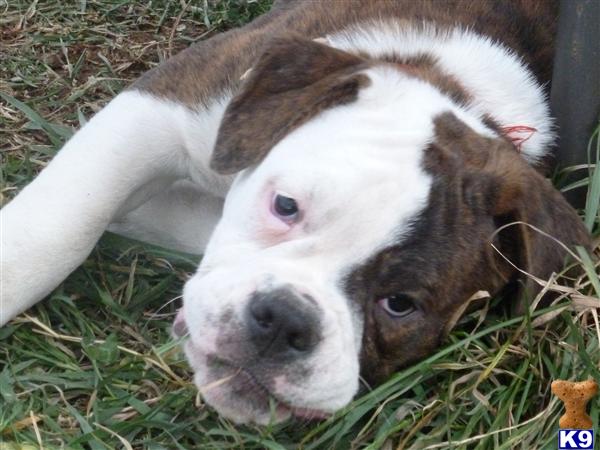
xmin=550 ymin=0 xmax=600 ymax=205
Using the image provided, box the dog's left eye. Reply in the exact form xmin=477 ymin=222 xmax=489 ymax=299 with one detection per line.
xmin=379 ymin=294 xmax=415 ymax=317
xmin=272 ymin=193 xmax=299 ymax=222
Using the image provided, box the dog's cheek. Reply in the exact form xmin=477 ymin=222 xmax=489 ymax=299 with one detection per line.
xmin=360 ymin=309 xmax=446 ymax=383
xmin=357 ymin=302 xmax=387 ymax=382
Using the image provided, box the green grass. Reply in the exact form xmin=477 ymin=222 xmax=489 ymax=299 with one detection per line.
xmin=1 ymin=1 xmax=599 ymax=449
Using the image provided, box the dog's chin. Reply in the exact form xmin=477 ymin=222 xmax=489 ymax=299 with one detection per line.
xmin=182 ymin=341 xmax=332 ymax=425
xmin=196 ymin=371 xmax=292 ymax=425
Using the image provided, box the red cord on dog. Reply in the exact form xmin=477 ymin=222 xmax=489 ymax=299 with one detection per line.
xmin=500 ymin=125 xmax=537 ymax=152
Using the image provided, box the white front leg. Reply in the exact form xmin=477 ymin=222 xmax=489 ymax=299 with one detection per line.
xmin=0 ymin=90 xmax=221 ymax=325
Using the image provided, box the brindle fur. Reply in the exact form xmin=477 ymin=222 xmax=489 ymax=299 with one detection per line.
xmin=211 ymin=36 xmax=370 ymax=174
xmin=134 ymin=0 xmax=558 ymax=109
xmin=348 ymin=114 xmax=590 ymax=383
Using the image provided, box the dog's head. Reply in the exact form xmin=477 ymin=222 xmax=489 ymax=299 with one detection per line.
xmin=176 ymin=37 xmax=589 ymax=424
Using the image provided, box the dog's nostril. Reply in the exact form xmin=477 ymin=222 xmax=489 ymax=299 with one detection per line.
xmin=288 ymin=332 xmax=310 ymax=352
xmin=257 ymin=314 xmax=272 ymax=329
xmin=250 ymin=303 xmax=274 ymax=329
xmin=246 ymin=288 xmax=321 ymax=358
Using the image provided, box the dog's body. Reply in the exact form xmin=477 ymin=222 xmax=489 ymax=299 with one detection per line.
xmin=1 ymin=0 xmax=591 ymax=424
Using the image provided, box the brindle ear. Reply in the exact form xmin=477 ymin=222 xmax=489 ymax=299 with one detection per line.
xmin=210 ymin=35 xmax=368 ymax=174
xmin=433 ymin=112 xmax=591 ymax=311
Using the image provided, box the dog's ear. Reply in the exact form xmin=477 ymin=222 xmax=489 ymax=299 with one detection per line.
xmin=433 ymin=112 xmax=591 ymax=310
xmin=210 ymin=35 xmax=368 ymax=174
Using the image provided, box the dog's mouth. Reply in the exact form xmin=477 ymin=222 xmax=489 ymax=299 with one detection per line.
xmin=203 ymin=354 xmax=331 ymax=421
xmin=174 ymin=310 xmax=330 ymax=422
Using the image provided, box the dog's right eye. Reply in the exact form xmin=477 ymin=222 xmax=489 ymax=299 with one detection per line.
xmin=271 ymin=193 xmax=299 ymax=223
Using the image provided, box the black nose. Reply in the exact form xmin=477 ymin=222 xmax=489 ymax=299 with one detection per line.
xmin=247 ymin=288 xmax=321 ymax=359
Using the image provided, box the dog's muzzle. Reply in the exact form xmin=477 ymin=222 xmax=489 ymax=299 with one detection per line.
xmin=175 ymin=284 xmax=334 ymax=423
xmin=174 ymin=286 xmax=322 ymax=359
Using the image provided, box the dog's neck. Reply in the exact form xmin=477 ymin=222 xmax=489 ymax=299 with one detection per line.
xmin=324 ymin=21 xmax=553 ymax=164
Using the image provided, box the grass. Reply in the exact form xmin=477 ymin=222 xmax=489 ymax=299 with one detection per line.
xmin=0 ymin=1 xmax=599 ymax=449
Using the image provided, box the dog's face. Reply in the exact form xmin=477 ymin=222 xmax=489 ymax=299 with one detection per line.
xmin=176 ymin=37 xmax=589 ymax=424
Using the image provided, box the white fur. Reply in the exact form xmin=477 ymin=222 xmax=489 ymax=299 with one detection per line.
xmin=108 ymin=180 xmax=223 ymax=254
xmin=0 ymin=91 xmax=231 ymax=324
xmin=325 ymin=21 xmax=553 ymax=162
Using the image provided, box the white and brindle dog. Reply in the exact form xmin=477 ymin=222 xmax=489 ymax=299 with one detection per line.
xmin=0 ymin=0 xmax=591 ymax=424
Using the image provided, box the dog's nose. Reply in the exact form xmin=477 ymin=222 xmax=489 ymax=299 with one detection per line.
xmin=247 ymin=288 xmax=321 ymax=358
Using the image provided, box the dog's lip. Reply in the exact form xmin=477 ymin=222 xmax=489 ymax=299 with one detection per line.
xmin=172 ymin=308 xmax=188 ymax=338
xmin=206 ymin=354 xmax=331 ymax=421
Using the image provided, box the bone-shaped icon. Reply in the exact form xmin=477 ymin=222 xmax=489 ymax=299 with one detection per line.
xmin=551 ymin=379 xmax=598 ymax=429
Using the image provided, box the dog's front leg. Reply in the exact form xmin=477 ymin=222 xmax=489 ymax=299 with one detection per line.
xmin=0 ymin=90 xmax=216 ymax=325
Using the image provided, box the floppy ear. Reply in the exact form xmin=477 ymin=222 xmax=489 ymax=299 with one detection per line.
xmin=210 ymin=35 xmax=369 ymax=174
xmin=433 ymin=112 xmax=591 ymax=310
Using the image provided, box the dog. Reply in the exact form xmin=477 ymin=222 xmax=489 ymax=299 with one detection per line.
xmin=0 ymin=0 xmax=591 ymax=425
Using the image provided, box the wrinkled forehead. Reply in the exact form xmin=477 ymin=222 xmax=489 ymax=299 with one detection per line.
xmin=260 ymin=68 xmax=453 ymax=169
xmin=241 ymin=67 xmax=471 ymax=193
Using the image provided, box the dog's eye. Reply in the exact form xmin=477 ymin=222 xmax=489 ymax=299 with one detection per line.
xmin=379 ymin=294 xmax=415 ymax=317
xmin=272 ymin=193 xmax=299 ymax=221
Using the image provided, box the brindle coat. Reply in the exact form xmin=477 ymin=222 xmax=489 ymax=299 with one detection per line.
xmin=134 ymin=0 xmax=558 ymax=108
